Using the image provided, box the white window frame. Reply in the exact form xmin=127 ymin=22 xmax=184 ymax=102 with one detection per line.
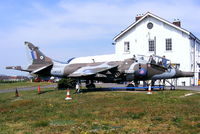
xmin=124 ymin=42 xmax=130 ymax=52
xmin=166 ymin=38 xmax=172 ymax=51
xmin=149 ymin=40 xmax=155 ymax=52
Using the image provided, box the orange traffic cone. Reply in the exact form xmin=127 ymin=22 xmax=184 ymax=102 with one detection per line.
xmin=15 ymin=88 xmax=19 ymax=97
xmin=65 ymin=89 xmax=72 ymax=100
xmin=147 ymin=85 xmax=152 ymax=94
xmin=38 ymin=85 xmax=41 ymax=94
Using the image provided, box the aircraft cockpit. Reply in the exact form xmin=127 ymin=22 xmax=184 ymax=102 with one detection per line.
xmin=148 ymin=55 xmax=171 ymax=68
xmin=67 ymin=57 xmax=76 ymax=64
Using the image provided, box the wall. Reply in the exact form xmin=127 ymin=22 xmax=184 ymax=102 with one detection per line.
xmin=115 ymin=16 xmax=194 ymax=86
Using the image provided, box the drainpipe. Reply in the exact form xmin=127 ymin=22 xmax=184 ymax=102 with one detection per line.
xmin=190 ymin=34 xmax=197 ymax=86
xmin=154 ymin=36 xmax=156 ymax=55
xmin=193 ymin=38 xmax=196 ymax=86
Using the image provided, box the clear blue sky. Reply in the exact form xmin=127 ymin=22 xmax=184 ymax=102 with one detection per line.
xmin=1 ymin=0 xmax=200 ymax=76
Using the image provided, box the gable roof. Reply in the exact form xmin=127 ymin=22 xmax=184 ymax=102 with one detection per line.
xmin=113 ymin=12 xmax=191 ymax=41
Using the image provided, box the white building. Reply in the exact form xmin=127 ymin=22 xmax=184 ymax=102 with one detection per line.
xmin=113 ymin=12 xmax=200 ymax=86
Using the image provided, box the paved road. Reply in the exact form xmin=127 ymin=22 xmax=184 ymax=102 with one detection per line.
xmin=81 ymin=83 xmax=200 ymax=92
xmin=175 ymin=86 xmax=200 ymax=91
xmin=95 ymin=83 xmax=200 ymax=91
xmin=0 ymin=84 xmax=57 ymax=93
xmin=0 ymin=83 xmax=199 ymax=94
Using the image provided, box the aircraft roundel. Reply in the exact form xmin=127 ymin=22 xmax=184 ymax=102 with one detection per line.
xmin=40 ymin=56 xmax=44 ymax=60
xmin=138 ymin=68 xmax=147 ymax=76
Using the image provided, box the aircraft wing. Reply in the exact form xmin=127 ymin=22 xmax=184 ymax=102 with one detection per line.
xmin=69 ymin=63 xmax=118 ymax=77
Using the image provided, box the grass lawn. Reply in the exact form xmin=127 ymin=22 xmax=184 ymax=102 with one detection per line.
xmin=0 ymin=82 xmax=56 ymax=90
xmin=0 ymin=88 xmax=200 ymax=134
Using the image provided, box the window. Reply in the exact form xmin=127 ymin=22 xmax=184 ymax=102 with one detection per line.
xmin=147 ymin=22 xmax=153 ymax=29
xmin=124 ymin=42 xmax=130 ymax=52
xmin=166 ymin=38 xmax=172 ymax=51
xmin=149 ymin=40 xmax=155 ymax=51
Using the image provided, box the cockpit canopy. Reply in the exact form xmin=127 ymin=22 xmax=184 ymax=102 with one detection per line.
xmin=134 ymin=54 xmax=171 ymax=68
xmin=148 ymin=55 xmax=171 ymax=68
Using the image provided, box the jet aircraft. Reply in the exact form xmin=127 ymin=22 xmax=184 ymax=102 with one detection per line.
xmin=6 ymin=42 xmax=194 ymax=89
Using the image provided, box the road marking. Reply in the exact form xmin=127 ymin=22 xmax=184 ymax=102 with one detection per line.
xmin=181 ymin=92 xmax=200 ymax=98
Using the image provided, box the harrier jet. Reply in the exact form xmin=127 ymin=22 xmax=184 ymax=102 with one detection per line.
xmin=6 ymin=42 xmax=194 ymax=88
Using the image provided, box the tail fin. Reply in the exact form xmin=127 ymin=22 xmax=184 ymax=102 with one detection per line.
xmin=6 ymin=42 xmax=53 ymax=75
xmin=25 ymin=41 xmax=52 ymax=65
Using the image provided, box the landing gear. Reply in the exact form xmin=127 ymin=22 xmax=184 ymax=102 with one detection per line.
xmin=86 ymin=80 xmax=96 ymax=89
xmin=126 ymin=81 xmax=140 ymax=91
xmin=143 ymin=81 xmax=148 ymax=91
xmin=158 ymin=79 xmax=165 ymax=90
xmin=127 ymin=83 xmax=135 ymax=91
xmin=86 ymin=83 xmax=96 ymax=89
xmin=134 ymin=81 xmax=140 ymax=87
xmin=165 ymin=79 xmax=175 ymax=90
xmin=127 ymin=83 xmax=134 ymax=87
xmin=142 ymin=80 xmax=154 ymax=91
xmin=151 ymin=80 xmax=155 ymax=91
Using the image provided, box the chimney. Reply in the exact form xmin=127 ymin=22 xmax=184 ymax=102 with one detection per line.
xmin=173 ymin=19 xmax=181 ymax=27
xmin=135 ymin=14 xmax=143 ymax=21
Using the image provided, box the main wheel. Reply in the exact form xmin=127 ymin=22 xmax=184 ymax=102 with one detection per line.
xmin=86 ymin=83 xmax=96 ymax=89
xmin=127 ymin=84 xmax=135 ymax=91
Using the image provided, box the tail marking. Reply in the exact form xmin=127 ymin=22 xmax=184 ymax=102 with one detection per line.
xmin=31 ymin=50 xmax=38 ymax=60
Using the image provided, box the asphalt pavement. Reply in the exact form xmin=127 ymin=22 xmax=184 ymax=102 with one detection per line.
xmin=0 ymin=83 xmax=199 ymax=94
xmin=175 ymin=86 xmax=200 ymax=91
xmin=0 ymin=84 xmax=57 ymax=93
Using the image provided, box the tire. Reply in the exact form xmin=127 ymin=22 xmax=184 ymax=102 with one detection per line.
xmin=127 ymin=84 xmax=135 ymax=91
xmin=86 ymin=83 xmax=96 ymax=89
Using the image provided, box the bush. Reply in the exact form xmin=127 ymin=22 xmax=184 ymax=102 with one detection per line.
xmin=57 ymin=78 xmax=76 ymax=90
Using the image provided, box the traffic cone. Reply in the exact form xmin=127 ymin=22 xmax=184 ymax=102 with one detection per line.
xmin=65 ymin=89 xmax=72 ymax=100
xmin=147 ymin=85 xmax=152 ymax=94
xmin=15 ymin=88 xmax=19 ymax=97
xmin=38 ymin=85 xmax=41 ymax=94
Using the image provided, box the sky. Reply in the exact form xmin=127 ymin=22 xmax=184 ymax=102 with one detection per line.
xmin=1 ymin=0 xmax=200 ymax=76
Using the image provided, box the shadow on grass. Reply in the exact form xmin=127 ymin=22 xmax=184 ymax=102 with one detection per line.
xmin=80 ymin=87 xmax=162 ymax=93
xmin=38 ymin=89 xmax=55 ymax=95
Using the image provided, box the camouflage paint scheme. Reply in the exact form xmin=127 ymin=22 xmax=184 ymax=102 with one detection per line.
xmin=6 ymin=42 xmax=193 ymax=87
